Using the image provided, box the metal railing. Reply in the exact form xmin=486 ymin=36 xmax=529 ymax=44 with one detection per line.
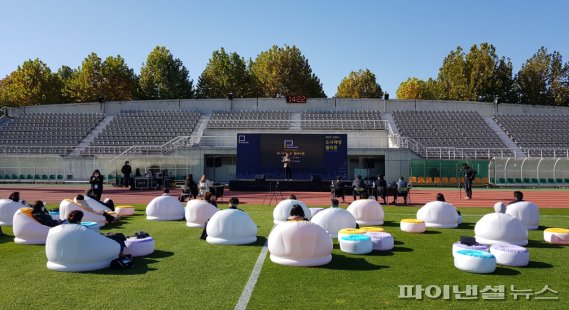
xmin=207 ymin=118 xmax=389 ymax=130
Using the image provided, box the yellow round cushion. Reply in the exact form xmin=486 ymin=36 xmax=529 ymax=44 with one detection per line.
xmin=545 ymin=228 xmax=569 ymax=234
xmin=360 ymin=227 xmax=385 ymax=233
xmin=401 ymin=219 xmax=424 ymax=224
xmin=116 ymin=205 xmax=135 ymax=209
xmin=338 ymin=228 xmax=366 ymax=235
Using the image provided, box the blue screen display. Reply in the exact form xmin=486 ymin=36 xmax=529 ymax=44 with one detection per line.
xmin=236 ymin=133 xmax=347 ymax=180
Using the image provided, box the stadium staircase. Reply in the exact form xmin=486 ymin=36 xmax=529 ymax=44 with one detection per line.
xmin=189 ymin=114 xmax=210 ymax=145
xmin=69 ymin=115 xmax=115 ymax=156
xmin=483 ymin=116 xmax=526 ymax=157
xmin=290 ymin=113 xmax=302 ymax=130
xmin=382 ymin=113 xmax=402 ymax=148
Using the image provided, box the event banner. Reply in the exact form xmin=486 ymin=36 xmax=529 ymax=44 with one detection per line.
xmin=236 ymin=133 xmax=347 ymax=180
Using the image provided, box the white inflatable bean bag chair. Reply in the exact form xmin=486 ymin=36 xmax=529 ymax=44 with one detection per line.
xmin=506 ymin=201 xmax=540 ymax=230
xmin=206 ymin=209 xmax=257 ymax=245
xmin=310 ymin=208 xmax=357 ymax=238
xmin=13 ymin=208 xmax=51 ymax=245
xmin=59 ymin=199 xmax=106 ymax=227
xmin=454 ymin=249 xmax=496 ymax=274
xmin=273 ymin=199 xmax=311 ymax=224
xmin=339 ymin=234 xmax=373 ymax=254
xmin=347 ymin=199 xmax=384 ymax=225
xmin=309 ymin=208 xmax=324 ymax=217
xmin=366 ymin=232 xmax=394 ymax=251
xmin=84 ymin=196 xmax=112 ymax=213
xmin=146 ymin=195 xmax=184 ymax=221
xmin=544 ymin=228 xmax=569 ymax=245
xmin=185 ymin=200 xmax=218 ymax=228
xmin=45 ymin=224 xmax=120 ymax=272
xmin=124 ymin=236 xmax=155 ymax=257
xmin=474 ymin=213 xmax=528 ymax=246
xmin=268 ymin=220 xmax=332 ymax=266
xmin=490 ymin=243 xmax=529 ymax=267
xmin=416 ymin=201 xmax=459 ymax=228
xmin=452 ymin=241 xmax=489 ymax=257
xmin=115 ymin=205 xmax=135 ymax=216
xmin=0 ymin=199 xmax=22 ymax=226
xmin=400 ymin=219 xmax=426 ymax=233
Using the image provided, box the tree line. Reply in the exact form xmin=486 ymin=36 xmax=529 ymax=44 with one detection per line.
xmin=0 ymin=43 xmax=567 ymax=107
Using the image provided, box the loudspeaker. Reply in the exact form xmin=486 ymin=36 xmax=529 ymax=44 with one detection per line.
xmin=384 ymin=93 xmax=389 ymax=100
xmin=311 ymin=174 xmax=321 ymax=182
xmin=254 ymin=174 xmax=265 ymax=181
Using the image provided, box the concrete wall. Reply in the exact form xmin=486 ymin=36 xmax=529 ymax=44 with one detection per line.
xmin=14 ymin=98 xmax=569 ymax=116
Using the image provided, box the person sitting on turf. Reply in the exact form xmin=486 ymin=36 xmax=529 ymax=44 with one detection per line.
xmin=288 ymin=194 xmax=297 ymax=200
xmin=494 ymin=202 xmax=507 ymax=213
xmin=31 ymin=200 xmax=63 ymax=227
xmin=436 ymin=193 xmax=446 ymax=202
xmin=67 ymin=210 xmax=126 ymax=255
xmin=73 ymin=194 xmax=118 ymax=223
xmin=330 ymin=198 xmax=340 ymax=208
xmin=508 ymin=191 xmax=524 ymax=205
xmin=287 ymin=204 xmax=309 ymax=221
xmin=227 ymin=197 xmax=243 ymax=211
xmin=85 ymin=189 xmax=115 ymax=211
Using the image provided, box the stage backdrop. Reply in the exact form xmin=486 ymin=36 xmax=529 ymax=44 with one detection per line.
xmin=236 ymin=133 xmax=347 ymax=180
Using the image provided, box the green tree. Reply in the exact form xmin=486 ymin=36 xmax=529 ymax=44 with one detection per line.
xmin=435 ymin=43 xmax=516 ymax=102
xmin=516 ymin=47 xmax=569 ymax=106
xmin=0 ymin=58 xmax=62 ymax=107
xmin=58 ymin=65 xmax=76 ymax=103
xmin=336 ymin=69 xmax=383 ymax=98
xmin=250 ymin=45 xmax=325 ymax=98
xmin=196 ymin=48 xmax=259 ymax=98
xmin=396 ymin=77 xmax=433 ymax=99
xmin=65 ymin=52 xmax=104 ymax=102
xmin=100 ymin=55 xmax=137 ymax=101
xmin=139 ymin=46 xmax=193 ymax=99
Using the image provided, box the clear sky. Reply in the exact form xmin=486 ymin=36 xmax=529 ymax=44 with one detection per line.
xmin=1 ymin=0 xmax=568 ymax=98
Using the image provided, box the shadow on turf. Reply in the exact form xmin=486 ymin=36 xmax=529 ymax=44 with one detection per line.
xmin=242 ymin=236 xmax=267 ymax=247
xmin=367 ymin=246 xmax=414 ymax=256
xmin=526 ymin=240 xmax=564 ymax=249
xmin=526 ymin=261 xmax=553 ymax=269
xmin=320 ymin=254 xmax=388 ymax=271
xmin=85 ymin=250 xmax=174 ymax=275
xmin=493 ymin=267 xmax=521 ymax=276
xmin=0 ymin=232 xmax=13 ymax=244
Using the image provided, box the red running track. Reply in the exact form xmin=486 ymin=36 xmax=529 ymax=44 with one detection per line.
xmin=1 ymin=185 xmax=568 ymax=208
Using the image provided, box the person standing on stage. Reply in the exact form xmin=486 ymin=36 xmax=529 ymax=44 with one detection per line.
xmin=282 ymin=153 xmax=292 ymax=180
xmin=121 ymin=161 xmax=132 ymax=188
xmin=89 ymin=169 xmax=104 ymax=200
xmin=461 ymin=163 xmax=476 ymax=200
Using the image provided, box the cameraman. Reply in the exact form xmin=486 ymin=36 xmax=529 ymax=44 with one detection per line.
xmin=459 ymin=163 xmax=476 ymax=200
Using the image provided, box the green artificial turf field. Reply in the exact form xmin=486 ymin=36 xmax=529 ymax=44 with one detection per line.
xmin=0 ymin=204 xmax=567 ymax=310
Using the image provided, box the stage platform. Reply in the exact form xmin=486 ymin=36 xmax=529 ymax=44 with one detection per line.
xmin=229 ymin=179 xmax=334 ymax=192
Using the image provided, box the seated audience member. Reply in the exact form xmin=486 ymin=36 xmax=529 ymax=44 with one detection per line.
xmin=67 ymin=210 xmax=84 ymax=224
xmin=74 ymin=195 xmax=118 ymax=223
xmin=84 ymin=189 xmax=115 ymax=211
xmin=494 ymin=202 xmax=507 ymax=213
xmin=287 ymin=205 xmax=309 ymax=221
xmin=31 ymin=201 xmax=62 ymax=227
xmin=198 ymin=175 xmax=213 ymax=196
xmin=228 ymin=197 xmax=242 ymax=210
xmin=288 ymin=194 xmax=297 ymax=200
xmin=9 ymin=191 xmax=29 ymax=206
xmin=376 ymin=175 xmax=388 ymax=204
xmin=330 ymin=198 xmax=340 ymax=208
xmin=331 ymin=176 xmax=346 ymax=203
xmin=508 ymin=191 xmax=524 ymax=205
xmin=162 ymin=188 xmax=170 ymax=196
xmin=392 ymin=176 xmax=408 ymax=205
xmin=204 ymin=192 xmax=218 ymax=208
xmin=436 ymin=193 xmax=446 ymax=202
xmin=352 ymin=175 xmax=364 ymax=201
xmin=182 ymin=174 xmax=199 ymax=200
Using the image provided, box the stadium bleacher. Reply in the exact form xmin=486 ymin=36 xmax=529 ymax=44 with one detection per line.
xmin=85 ymin=110 xmax=201 ymax=154
xmin=207 ymin=111 xmax=291 ymax=129
xmin=494 ymin=114 xmax=569 ymax=157
xmin=0 ymin=113 xmax=102 ymax=154
xmin=392 ymin=111 xmax=512 ymax=158
xmin=301 ymin=111 xmax=384 ymax=130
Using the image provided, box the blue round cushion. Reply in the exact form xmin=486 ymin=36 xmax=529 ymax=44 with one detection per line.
xmin=341 ymin=234 xmax=370 ymax=241
xmin=456 ymin=249 xmax=495 ymax=259
xmin=80 ymin=221 xmax=98 ymax=229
